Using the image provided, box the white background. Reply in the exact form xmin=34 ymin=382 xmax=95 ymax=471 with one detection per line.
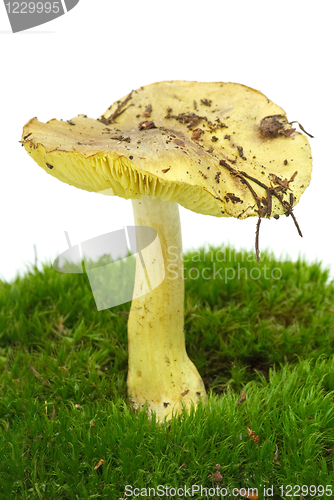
xmin=0 ymin=0 xmax=333 ymax=283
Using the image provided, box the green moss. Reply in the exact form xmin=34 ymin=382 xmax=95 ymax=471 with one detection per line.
xmin=0 ymin=246 xmax=334 ymax=498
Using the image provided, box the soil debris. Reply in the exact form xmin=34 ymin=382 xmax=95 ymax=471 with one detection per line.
xmin=143 ymin=104 xmax=152 ymax=117
xmin=138 ymin=120 xmax=156 ymax=130
xmin=99 ymin=91 xmax=134 ymax=125
xmin=259 ymin=114 xmax=295 ymax=138
xmin=165 ymin=112 xmax=207 ymax=129
xmin=192 ymin=128 xmax=204 ymax=141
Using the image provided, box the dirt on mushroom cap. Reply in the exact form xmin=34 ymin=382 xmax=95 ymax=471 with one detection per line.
xmin=21 ymin=81 xmax=312 ymax=219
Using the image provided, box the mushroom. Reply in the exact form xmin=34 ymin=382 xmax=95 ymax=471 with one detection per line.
xmin=21 ymin=81 xmax=312 ymax=421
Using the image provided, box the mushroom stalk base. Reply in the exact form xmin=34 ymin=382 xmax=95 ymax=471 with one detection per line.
xmin=127 ymin=195 xmax=207 ymax=421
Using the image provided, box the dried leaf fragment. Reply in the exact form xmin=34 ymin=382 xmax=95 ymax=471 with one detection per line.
xmin=247 ymin=427 xmax=259 ymax=443
xmin=237 ymin=391 xmax=247 ymax=407
xmin=212 ymin=471 xmax=223 ymax=481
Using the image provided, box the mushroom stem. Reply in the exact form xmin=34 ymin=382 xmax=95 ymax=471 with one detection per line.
xmin=127 ymin=195 xmax=207 ymax=421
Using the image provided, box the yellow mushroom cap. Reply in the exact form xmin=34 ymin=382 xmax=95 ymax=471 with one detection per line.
xmin=21 ymin=80 xmax=312 ymax=219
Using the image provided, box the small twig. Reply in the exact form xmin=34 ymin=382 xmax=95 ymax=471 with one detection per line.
xmin=219 ymin=160 xmax=262 ymax=210
xmin=281 ymin=199 xmax=303 ymax=237
xmin=255 ymin=218 xmax=261 ymax=264
xmin=169 ymin=441 xmax=190 ymax=453
xmin=99 ymin=91 xmax=134 ymax=125
xmin=219 ymin=159 xmax=303 ymax=236
xmin=289 ymin=170 xmax=298 ymax=183
xmin=289 ymin=210 xmax=303 ymax=237
xmin=289 ymin=121 xmax=314 ymax=138
xmin=290 ymin=193 xmax=294 ymax=205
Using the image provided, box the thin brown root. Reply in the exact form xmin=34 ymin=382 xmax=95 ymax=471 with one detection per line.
xmin=219 ymin=160 xmax=262 ymax=210
xmin=255 ymin=218 xmax=261 ymax=264
xmin=289 ymin=210 xmax=303 ymax=237
xmin=289 ymin=121 xmax=314 ymax=138
xmin=219 ymin=158 xmax=303 ymax=240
